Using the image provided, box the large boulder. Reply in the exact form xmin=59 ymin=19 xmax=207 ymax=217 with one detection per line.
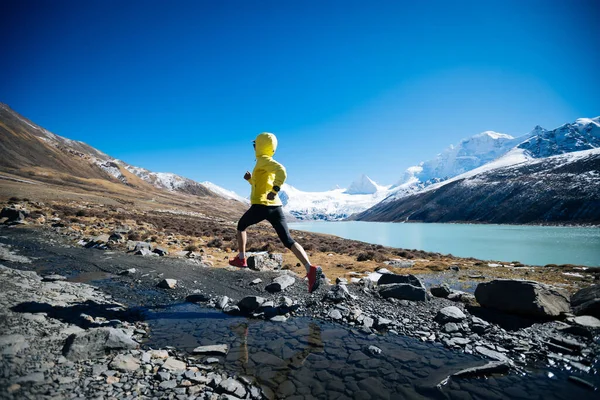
xmin=430 ymin=284 xmax=452 ymax=298
xmin=238 ymin=296 xmax=266 ymax=313
xmin=378 ymin=273 xmax=424 ymax=288
xmin=247 ymin=253 xmax=283 ymax=271
xmin=62 ymin=328 xmax=137 ymax=360
xmin=474 ymin=279 xmax=570 ymax=318
xmin=571 ymin=285 xmax=600 ymax=318
xmin=379 ymin=283 xmax=427 ymax=301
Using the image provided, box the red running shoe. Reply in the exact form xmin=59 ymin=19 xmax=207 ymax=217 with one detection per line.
xmin=307 ymin=265 xmax=323 ymax=293
xmin=229 ymin=255 xmax=247 ymax=268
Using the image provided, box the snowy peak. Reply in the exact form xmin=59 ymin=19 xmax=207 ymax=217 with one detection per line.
xmin=345 ymin=174 xmax=379 ymax=194
xmin=280 ymin=181 xmax=391 ymax=221
xmin=396 ymin=129 xmax=522 ymax=186
xmin=518 ymin=116 xmax=600 ymax=158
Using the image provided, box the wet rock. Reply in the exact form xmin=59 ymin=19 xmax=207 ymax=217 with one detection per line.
xmin=277 ymin=380 xmax=296 ymax=397
xmin=379 ymin=283 xmax=427 ymax=301
xmin=568 ymin=375 xmax=597 ymax=391
xmin=192 ymin=344 xmax=229 ymax=355
xmin=238 ymin=296 xmax=266 ymax=313
xmin=186 ymin=293 xmax=210 ymax=303
xmin=378 ymin=273 xmax=424 ymax=288
xmin=475 ymin=346 xmax=511 ymax=362
xmin=265 ymin=275 xmax=295 ymax=293
xmin=571 ymin=285 xmax=600 ymax=318
xmin=157 ymin=279 xmax=177 ymax=289
xmin=328 ymin=309 xmax=343 ymax=320
xmin=109 ymin=354 xmax=140 ymax=372
xmin=450 ymin=361 xmax=511 ymax=379
xmin=365 ymin=345 xmax=382 ymax=356
xmin=435 ymin=306 xmax=467 ymax=323
xmin=63 ymin=328 xmax=137 ymax=361
xmin=223 ymin=305 xmax=241 ymax=315
xmin=545 ymin=341 xmax=575 ymax=354
xmin=42 ymin=274 xmax=67 ymax=282
xmin=376 ymin=317 xmax=392 ymax=329
xmin=220 ymin=378 xmax=247 ymax=398
xmin=430 ymin=284 xmax=452 ymax=298
xmin=161 ymin=357 xmax=186 ymax=371
xmin=360 ymin=315 xmax=375 ymax=328
xmin=7 ymin=384 xmax=20 ymax=393
xmin=549 ymin=335 xmax=585 ymax=352
xmin=474 ymin=279 xmax=570 ymax=318
xmin=217 ymin=296 xmax=229 ymax=309
xmin=573 ymin=315 xmax=600 ymax=328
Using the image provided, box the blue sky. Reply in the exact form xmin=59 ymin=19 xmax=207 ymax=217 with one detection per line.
xmin=2 ymin=0 xmax=599 ymax=195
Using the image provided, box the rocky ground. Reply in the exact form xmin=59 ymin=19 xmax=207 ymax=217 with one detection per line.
xmin=0 ymin=263 xmax=267 ymax=400
xmin=1 ymin=199 xmax=600 ymax=399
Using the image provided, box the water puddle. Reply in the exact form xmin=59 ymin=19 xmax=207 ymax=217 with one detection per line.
xmin=143 ymin=303 xmax=598 ymax=399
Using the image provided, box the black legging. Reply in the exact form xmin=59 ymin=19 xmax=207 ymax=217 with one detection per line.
xmin=237 ymin=205 xmax=295 ymax=248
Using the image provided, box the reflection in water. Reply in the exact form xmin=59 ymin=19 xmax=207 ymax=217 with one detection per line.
xmin=144 ymin=303 xmax=599 ymax=400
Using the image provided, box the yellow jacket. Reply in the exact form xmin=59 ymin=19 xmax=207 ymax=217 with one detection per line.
xmin=248 ymin=132 xmax=287 ymax=206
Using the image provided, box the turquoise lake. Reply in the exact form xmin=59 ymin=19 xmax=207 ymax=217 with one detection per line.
xmin=288 ymin=221 xmax=600 ymax=267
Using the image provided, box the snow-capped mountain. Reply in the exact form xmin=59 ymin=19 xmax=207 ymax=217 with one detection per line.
xmin=200 ymin=181 xmax=249 ymax=204
xmin=386 ymin=117 xmax=599 ymax=202
xmin=280 ymin=175 xmax=391 ymax=220
xmin=345 ymin=174 xmax=381 ymax=194
xmin=517 ymin=117 xmax=600 ymax=158
xmin=353 ymin=147 xmax=600 ymax=224
xmin=396 ymin=130 xmax=534 ymax=187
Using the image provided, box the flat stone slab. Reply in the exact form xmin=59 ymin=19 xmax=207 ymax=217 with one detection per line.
xmin=443 ymin=361 xmax=511 ymax=383
xmin=192 ymin=344 xmax=229 ymax=355
xmin=573 ymin=315 xmax=600 ymax=328
xmin=161 ymin=357 xmax=187 ymax=371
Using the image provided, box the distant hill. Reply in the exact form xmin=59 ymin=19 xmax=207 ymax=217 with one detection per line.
xmin=0 ymin=103 xmax=247 ymax=219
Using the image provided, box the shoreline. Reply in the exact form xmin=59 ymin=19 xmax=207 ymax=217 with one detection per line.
xmin=0 ymin=223 xmax=599 ymax=399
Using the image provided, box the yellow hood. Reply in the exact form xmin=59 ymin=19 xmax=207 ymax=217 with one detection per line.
xmin=254 ymin=132 xmax=278 ymax=158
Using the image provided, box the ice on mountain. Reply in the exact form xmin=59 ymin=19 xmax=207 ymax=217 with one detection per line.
xmin=345 ymin=174 xmax=379 ymax=194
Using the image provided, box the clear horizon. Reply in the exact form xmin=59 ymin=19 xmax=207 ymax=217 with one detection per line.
xmin=2 ymin=0 xmax=599 ymax=196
